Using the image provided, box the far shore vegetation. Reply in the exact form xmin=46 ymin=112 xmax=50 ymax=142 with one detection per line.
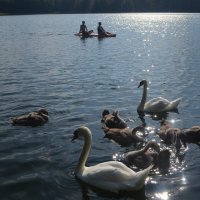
xmin=0 ymin=0 xmax=200 ymax=15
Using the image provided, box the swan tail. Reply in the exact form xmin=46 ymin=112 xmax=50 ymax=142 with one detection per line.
xmin=168 ymin=97 xmax=182 ymax=111
xmin=134 ymin=164 xmax=153 ymax=190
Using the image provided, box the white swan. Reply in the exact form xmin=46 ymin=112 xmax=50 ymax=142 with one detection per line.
xmin=137 ymin=80 xmax=182 ymax=114
xmin=72 ymin=126 xmax=153 ymax=193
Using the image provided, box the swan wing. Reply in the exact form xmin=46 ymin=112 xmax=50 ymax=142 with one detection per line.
xmin=166 ymin=97 xmax=182 ymax=111
xmin=145 ymin=97 xmax=170 ymax=113
xmin=145 ymin=97 xmax=181 ymax=113
xmin=83 ymin=161 xmax=135 ymax=181
xmin=80 ymin=161 xmax=152 ymax=192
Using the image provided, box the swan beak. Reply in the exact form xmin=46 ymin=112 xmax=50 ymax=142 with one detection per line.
xmin=138 ymin=82 xmax=142 ymax=88
xmin=72 ymin=129 xmax=80 ymax=142
xmin=71 ymin=134 xmax=78 ymax=142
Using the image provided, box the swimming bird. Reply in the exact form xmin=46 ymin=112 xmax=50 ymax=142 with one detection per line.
xmin=123 ymin=141 xmax=171 ymax=174
xmin=101 ymin=109 xmax=127 ymax=129
xmin=179 ymin=126 xmax=200 ymax=148
xmin=137 ymin=80 xmax=181 ymax=114
xmin=103 ymin=126 xmax=145 ymax=146
xmin=11 ymin=108 xmax=48 ymax=126
xmin=72 ymin=126 xmax=153 ymax=193
xmin=156 ymin=120 xmax=182 ymax=152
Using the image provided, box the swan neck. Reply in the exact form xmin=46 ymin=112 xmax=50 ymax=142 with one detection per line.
xmin=75 ymin=131 xmax=92 ymax=174
xmin=138 ymin=82 xmax=147 ymax=112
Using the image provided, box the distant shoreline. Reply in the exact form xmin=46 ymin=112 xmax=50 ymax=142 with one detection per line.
xmin=1 ymin=11 xmax=200 ymax=16
xmin=1 ymin=0 xmax=199 ymax=16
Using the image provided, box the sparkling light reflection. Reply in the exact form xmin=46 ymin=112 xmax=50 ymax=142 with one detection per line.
xmin=120 ymin=13 xmax=188 ymax=23
xmin=146 ymin=126 xmax=156 ymax=134
xmin=181 ymin=176 xmax=187 ymax=184
xmin=155 ymin=192 xmax=169 ymax=200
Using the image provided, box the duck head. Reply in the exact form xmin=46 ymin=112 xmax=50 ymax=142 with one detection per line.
xmin=37 ymin=108 xmax=49 ymax=121
xmin=101 ymin=109 xmax=127 ymax=129
xmin=146 ymin=141 xmax=160 ymax=153
xmin=38 ymin=108 xmax=48 ymax=116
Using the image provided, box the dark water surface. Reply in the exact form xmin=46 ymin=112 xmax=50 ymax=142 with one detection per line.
xmin=0 ymin=13 xmax=200 ymax=200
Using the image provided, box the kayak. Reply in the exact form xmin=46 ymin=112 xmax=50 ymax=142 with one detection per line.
xmin=74 ymin=32 xmax=116 ymax=38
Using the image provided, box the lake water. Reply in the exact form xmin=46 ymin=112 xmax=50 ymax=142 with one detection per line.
xmin=0 ymin=13 xmax=200 ymax=200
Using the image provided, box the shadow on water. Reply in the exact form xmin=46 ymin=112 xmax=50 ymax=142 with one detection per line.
xmin=77 ymin=178 xmax=147 ymax=200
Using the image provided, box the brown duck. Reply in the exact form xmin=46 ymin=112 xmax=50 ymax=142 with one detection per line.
xmin=103 ymin=125 xmax=145 ymax=146
xmin=179 ymin=126 xmax=200 ymax=147
xmin=11 ymin=108 xmax=48 ymax=127
xmin=156 ymin=120 xmax=182 ymax=152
